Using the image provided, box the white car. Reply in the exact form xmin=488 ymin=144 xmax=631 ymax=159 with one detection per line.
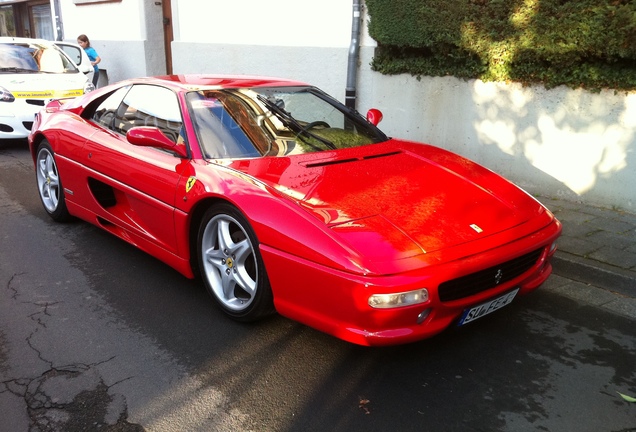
xmin=0 ymin=37 xmax=95 ymax=139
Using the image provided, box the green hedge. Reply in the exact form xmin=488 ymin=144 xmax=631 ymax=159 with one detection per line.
xmin=366 ymin=0 xmax=636 ymax=90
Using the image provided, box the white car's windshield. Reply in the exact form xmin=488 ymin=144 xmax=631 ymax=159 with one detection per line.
xmin=0 ymin=43 xmax=78 ymax=74
xmin=186 ymin=86 xmax=389 ymax=159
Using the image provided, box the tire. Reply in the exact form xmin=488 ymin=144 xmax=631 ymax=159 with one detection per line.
xmin=35 ymin=141 xmax=71 ymax=222
xmin=197 ymin=203 xmax=274 ymax=322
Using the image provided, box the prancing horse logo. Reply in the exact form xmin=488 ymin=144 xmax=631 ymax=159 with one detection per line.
xmin=185 ymin=176 xmax=197 ymax=193
xmin=494 ymin=269 xmax=503 ymax=285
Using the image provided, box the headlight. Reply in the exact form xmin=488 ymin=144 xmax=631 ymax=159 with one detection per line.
xmin=368 ymin=288 xmax=429 ymax=309
xmin=84 ymin=81 xmax=95 ymax=93
xmin=0 ymin=86 xmax=15 ymax=102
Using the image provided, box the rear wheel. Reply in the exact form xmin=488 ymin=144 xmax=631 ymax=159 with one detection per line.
xmin=197 ymin=203 xmax=274 ymax=321
xmin=35 ymin=141 xmax=71 ymax=222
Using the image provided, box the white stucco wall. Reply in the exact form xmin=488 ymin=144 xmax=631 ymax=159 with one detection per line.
xmin=59 ymin=1 xmax=142 ymax=40
xmin=356 ymin=52 xmax=636 ymax=211
xmin=171 ymin=43 xmax=349 ymax=101
xmin=172 ymin=0 xmax=351 ymax=48
xmin=58 ymin=0 xmax=165 ymax=84
xmin=171 ymin=0 xmax=353 ymax=98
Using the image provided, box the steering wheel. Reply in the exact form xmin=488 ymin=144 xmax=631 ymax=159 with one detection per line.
xmin=297 ymin=120 xmax=336 ymax=151
xmin=300 ymin=121 xmax=330 ymax=134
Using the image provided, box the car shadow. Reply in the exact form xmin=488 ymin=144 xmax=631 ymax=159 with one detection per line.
xmin=0 ymin=138 xmax=30 ymax=151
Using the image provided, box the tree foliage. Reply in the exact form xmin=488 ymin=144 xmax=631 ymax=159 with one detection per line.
xmin=366 ymin=0 xmax=636 ymax=90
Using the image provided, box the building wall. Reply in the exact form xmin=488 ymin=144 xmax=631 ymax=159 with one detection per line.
xmin=58 ymin=0 xmax=165 ymax=85
xmin=170 ymin=0 xmax=352 ymax=99
xmin=171 ymin=0 xmax=351 ymax=47
xmin=356 ymin=50 xmax=636 ymax=211
xmin=171 ymin=43 xmax=349 ymax=101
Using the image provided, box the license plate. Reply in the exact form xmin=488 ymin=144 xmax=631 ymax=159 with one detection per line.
xmin=458 ymin=288 xmax=520 ymax=326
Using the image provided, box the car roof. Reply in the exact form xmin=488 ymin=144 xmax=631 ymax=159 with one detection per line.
xmin=122 ymin=74 xmax=310 ymax=92
xmin=0 ymin=36 xmax=57 ymax=47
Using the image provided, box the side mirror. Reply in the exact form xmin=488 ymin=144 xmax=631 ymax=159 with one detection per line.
xmin=366 ymin=108 xmax=383 ymax=126
xmin=126 ymin=126 xmax=188 ymax=158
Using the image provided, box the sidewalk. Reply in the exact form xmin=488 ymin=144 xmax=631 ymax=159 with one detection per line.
xmin=538 ymin=196 xmax=636 ymax=300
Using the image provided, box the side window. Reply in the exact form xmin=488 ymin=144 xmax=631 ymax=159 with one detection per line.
xmin=114 ymin=84 xmax=183 ymax=142
xmin=91 ymin=86 xmax=131 ymax=129
xmin=186 ymin=91 xmax=262 ymax=159
xmin=58 ymin=45 xmax=82 ymax=65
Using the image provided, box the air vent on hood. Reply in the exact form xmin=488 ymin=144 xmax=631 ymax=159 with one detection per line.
xmin=305 ymin=151 xmax=401 ymax=168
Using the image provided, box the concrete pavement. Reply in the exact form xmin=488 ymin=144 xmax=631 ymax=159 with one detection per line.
xmin=538 ymin=196 xmax=636 ymax=319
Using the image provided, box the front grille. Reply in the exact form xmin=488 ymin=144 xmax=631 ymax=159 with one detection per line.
xmin=438 ymin=248 xmax=544 ymax=302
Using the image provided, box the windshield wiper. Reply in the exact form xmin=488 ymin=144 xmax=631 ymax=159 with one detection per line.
xmin=256 ymin=94 xmax=336 ymax=151
xmin=0 ymin=67 xmax=37 ymax=73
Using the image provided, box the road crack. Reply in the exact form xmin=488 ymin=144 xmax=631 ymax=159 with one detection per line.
xmin=4 ymin=362 xmax=143 ymax=432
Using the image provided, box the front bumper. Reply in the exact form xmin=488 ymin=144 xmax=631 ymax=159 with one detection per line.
xmin=0 ymin=99 xmax=46 ymax=139
xmin=263 ymin=218 xmax=562 ymax=346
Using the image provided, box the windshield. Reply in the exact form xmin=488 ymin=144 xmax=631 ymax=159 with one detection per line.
xmin=0 ymin=43 xmax=78 ymax=74
xmin=186 ymin=86 xmax=388 ymax=159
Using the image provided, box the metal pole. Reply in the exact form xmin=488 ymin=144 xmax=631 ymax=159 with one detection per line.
xmin=345 ymin=0 xmax=361 ymax=110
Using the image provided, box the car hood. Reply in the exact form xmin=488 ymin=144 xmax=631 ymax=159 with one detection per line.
xmin=231 ymin=140 xmax=549 ymax=262
xmin=1 ymin=72 xmax=87 ymax=98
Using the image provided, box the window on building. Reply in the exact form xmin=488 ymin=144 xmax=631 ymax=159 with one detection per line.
xmin=30 ymin=3 xmax=52 ymax=39
xmin=0 ymin=5 xmax=16 ymax=36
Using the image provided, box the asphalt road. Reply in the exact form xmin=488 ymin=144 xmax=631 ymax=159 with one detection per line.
xmin=1 ymin=141 xmax=635 ymax=432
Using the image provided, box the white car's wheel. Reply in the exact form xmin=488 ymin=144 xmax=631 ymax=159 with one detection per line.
xmin=36 ymin=141 xmax=71 ymax=222
xmin=198 ymin=203 xmax=274 ymax=321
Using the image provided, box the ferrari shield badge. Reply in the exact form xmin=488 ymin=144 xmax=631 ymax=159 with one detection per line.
xmin=186 ymin=176 xmax=197 ymax=193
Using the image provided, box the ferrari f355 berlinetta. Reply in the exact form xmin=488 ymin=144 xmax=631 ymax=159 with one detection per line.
xmin=28 ymin=75 xmax=561 ymax=346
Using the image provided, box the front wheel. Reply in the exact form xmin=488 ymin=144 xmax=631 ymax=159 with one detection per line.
xmin=197 ymin=203 xmax=274 ymax=322
xmin=35 ymin=141 xmax=71 ymax=222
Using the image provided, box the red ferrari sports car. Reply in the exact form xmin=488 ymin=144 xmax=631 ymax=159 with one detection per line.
xmin=28 ymin=75 xmax=561 ymax=346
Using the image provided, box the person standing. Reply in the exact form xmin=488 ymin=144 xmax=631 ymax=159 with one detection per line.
xmin=77 ymin=34 xmax=101 ymax=87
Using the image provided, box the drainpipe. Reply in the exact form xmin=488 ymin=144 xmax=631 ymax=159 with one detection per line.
xmin=52 ymin=0 xmax=63 ymax=41
xmin=345 ymin=0 xmax=362 ymax=110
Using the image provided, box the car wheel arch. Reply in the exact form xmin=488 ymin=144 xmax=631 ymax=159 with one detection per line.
xmin=29 ymin=132 xmax=48 ymax=163
xmin=184 ymin=189 xmax=372 ymax=278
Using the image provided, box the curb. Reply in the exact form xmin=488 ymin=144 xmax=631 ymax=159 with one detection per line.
xmin=552 ymin=251 xmax=636 ymax=299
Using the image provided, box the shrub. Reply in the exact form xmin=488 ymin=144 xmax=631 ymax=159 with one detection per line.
xmin=366 ymin=0 xmax=636 ymax=90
